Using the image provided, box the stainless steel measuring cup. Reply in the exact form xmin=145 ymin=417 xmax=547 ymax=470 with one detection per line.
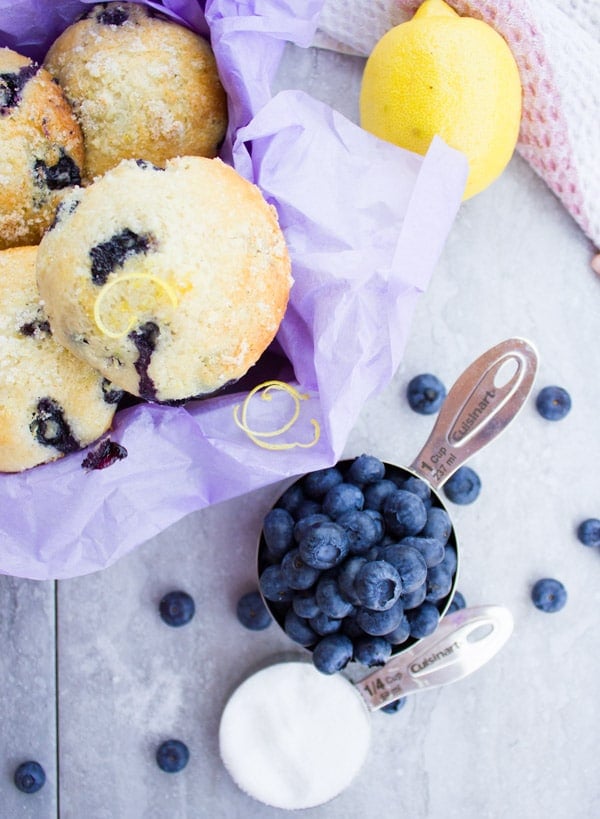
xmin=220 ymin=605 xmax=513 ymax=810
xmin=258 ymin=337 xmax=538 ymax=657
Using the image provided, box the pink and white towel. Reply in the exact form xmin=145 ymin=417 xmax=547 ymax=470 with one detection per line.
xmin=314 ymin=0 xmax=600 ymax=250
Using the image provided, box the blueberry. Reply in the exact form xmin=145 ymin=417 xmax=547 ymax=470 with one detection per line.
xmin=303 ymin=466 xmax=343 ymax=499
xmin=347 ymin=454 xmax=386 ymax=485
xmin=101 ymin=378 xmax=124 ymax=405
xmin=407 ymin=373 xmax=447 ymax=415
xmin=262 ymin=507 xmax=295 ymax=560
xmin=337 ymin=509 xmax=382 ymax=555
xmin=440 ymin=545 xmax=458 ymax=576
xmin=337 ymin=555 xmax=368 ymax=605
xmin=443 ymin=466 xmax=481 ymax=505
xmin=0 ymin=64 xmax=38 ymax=114
xmin=129 ymin=320 xmax=159 ymax=401
xmin=425 ymin=565 xmax=453 ymax=602
xmin=298 ymin=521 xmax=349 ymax=570
xmin=19 ymin=316 xmax=51 ymax=337
xmin=353 ymin=636 xmax=392 ymax=667
xmin=399 ymin=536 xmax=445 ymax=569
xmin=89 ymin=228 xmax=154 ymax=286
xmin=422 ymin=507 xmax=452 ymax=544
xmin=259 ymin=564 xmax=293 ymax=603
xmin=364 ymin=479 xmax=398 ymax=511
xmin=34 ymin=152 xmax=81 ymax=190
xmin=401 ymin=476 xmax=432 ymax=507
xmin=383 ymin=490 xmax=427 ymax=537
xmin=295 ymin=499 xmax=322 ymax=519
xmin=13 ymin=760 xmax=45 ymax=793
xmin=447 ymin=590 xmax=467 ymax=614
xmin=97 ymin=5 xmax=130 ymax=25
xmin=156 ymin=739 xmax=189 ymax=773
xmin=341 ymin=613 xmax=367 ymax=640
xmin=383 ymin=614 xmax=411 ymax=645
xmin=292 ymin=589 xmax=320 ymax=619
xmin=531 ymin=578 xmax=567 ymax=613
xmin=355 ymin=560 xmax=402 ymax=611
xmin=284 ymin=609 xmax=318 ymax=646
xmin=400 ymin=582 xmax=427 ymax=610
xmin=406 ymin=602 xmax=440 ymax=638
xmin=277 ymin=483 xmax=306 ymax=516
xmin=293 ymin=513 xmax=330 ymax=544
xmin=535 ymin=386 xmax=572 ymax=421
xmin=380 ymin=697 xmax=407 ymax=714
xmin=236 ymin=590 xmax=271 ymax=631
xmin=312 ymin=634 xmax=353 ymax=674
xmin=30 ymin=397 xmax=80 ymax=454
xmin=357 ymin=599 xmax=404 ymax=636
xmin=322 ymin=482 xmax=364 ymax=519
xmin=81 ymin=439 xmax=128 ymax=471
xmin=315 ymin=576 xmax=355 ymax=618
xmin=577 ymin=518 xmax=600 ymax=547
xmin=280 ymin=548 xmax=321 ymax=590
xmin=362 ymin=509 xmax=385 ymax=542
xmin=309 ymin=611 xmax=343 ymax=636
xmin=380 ymin=544 xmax=427 ymax=593
xmin=159 ymin=590 xmax=195 ymax=627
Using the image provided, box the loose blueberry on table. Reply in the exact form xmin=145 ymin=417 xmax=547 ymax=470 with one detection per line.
xmin=236 ymin=590 xmax=272 ymax=631
xmin=13 ymin=760 xmax=46 ymax=793
xmin=159 ymin=590 xmax=195 ymax=627
xmin=258 ymin=455 xmax=460 ymax=673
xmin=443 ymin=466 xmax=481 ymax=505
xmin=535 ymin=385 xmax=572 ymax=421
xmin=156 ymin=740 xmax=189 ymax=773
xmin=406 ymin=373 xmax=447 ymax=415
xmin=576 ymin=518 xmax=600 ymax=548
xmin=531 ymin=578 xmax=567 ymax=613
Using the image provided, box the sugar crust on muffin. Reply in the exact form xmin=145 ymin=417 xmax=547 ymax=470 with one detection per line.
xmin=44 ymin=2 xmax=228 ymax=181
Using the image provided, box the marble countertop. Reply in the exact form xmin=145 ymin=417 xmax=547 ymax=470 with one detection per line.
xmin=2 ymin=41 xmax=600 ymax=819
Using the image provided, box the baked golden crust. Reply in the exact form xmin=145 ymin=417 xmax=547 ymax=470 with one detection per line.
xmin=44 ymin=2 xmax=228 ymax=181
xmin=0 ymin=48 xmax=85 ymax=250
xmin=0 ymin=246 xmax=118 ymax=472
xmin=36 ymin=156 xmax=292 ymax=402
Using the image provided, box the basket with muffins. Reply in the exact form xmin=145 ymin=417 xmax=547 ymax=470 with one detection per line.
xmin=0 ymin=1 xmax=467 ymax=579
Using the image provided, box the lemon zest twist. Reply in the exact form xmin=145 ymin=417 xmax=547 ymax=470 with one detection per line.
xmin=233 ymin=380 xmax=321 ymax=451
xmin=93 ymin=273 xmax=179 ymax=339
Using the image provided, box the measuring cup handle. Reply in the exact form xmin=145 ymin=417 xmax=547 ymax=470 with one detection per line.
xmin=355 ymin=605 xmax=514 ymax=711
xmin=409 ymin=337 xmax=538 ymax=489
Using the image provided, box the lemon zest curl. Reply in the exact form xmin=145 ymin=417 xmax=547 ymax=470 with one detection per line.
xmin=233 ymin=380 xmax=320 ymax=451
xmin=93 ymin=273 xmax=179 ymax=339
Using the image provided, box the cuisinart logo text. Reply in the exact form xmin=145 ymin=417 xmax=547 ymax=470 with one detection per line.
xmin=452 ymin=389 xmax=496 ymax=442
xmin=410 ymin=641 xmax=461 ymax=674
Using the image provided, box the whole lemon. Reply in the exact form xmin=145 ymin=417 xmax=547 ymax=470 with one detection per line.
xmin=359 ymin=0 xmax=522 ymax=199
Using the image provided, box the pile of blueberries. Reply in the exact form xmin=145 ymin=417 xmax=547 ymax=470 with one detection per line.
xmin=258 ymin=454 xmax=460 ymax=675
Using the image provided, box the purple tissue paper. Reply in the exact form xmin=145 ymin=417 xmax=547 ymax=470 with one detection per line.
xmin=0 ymin=0 xmax=467 ymax=578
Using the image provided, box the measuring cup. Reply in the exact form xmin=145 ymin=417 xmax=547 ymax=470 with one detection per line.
xmin=219 ymin=604 xmax=513 ymax=810
xmin=258 ymin=337 xmax=537 ymax=656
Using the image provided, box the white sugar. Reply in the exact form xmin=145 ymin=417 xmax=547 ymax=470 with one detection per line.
xmin=219 ymin=661 xmax=371 ymax=810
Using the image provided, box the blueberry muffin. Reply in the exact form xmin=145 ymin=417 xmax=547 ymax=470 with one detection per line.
xmin=0 ymin=246 xmax=121 ymax=472
xmin=36 ymin=156 xmax=292 ymax=403
xmin=44 ymin=2 xmax=228 ymax=181
xmin=0 ymin=48 xmax=84 ymax=250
